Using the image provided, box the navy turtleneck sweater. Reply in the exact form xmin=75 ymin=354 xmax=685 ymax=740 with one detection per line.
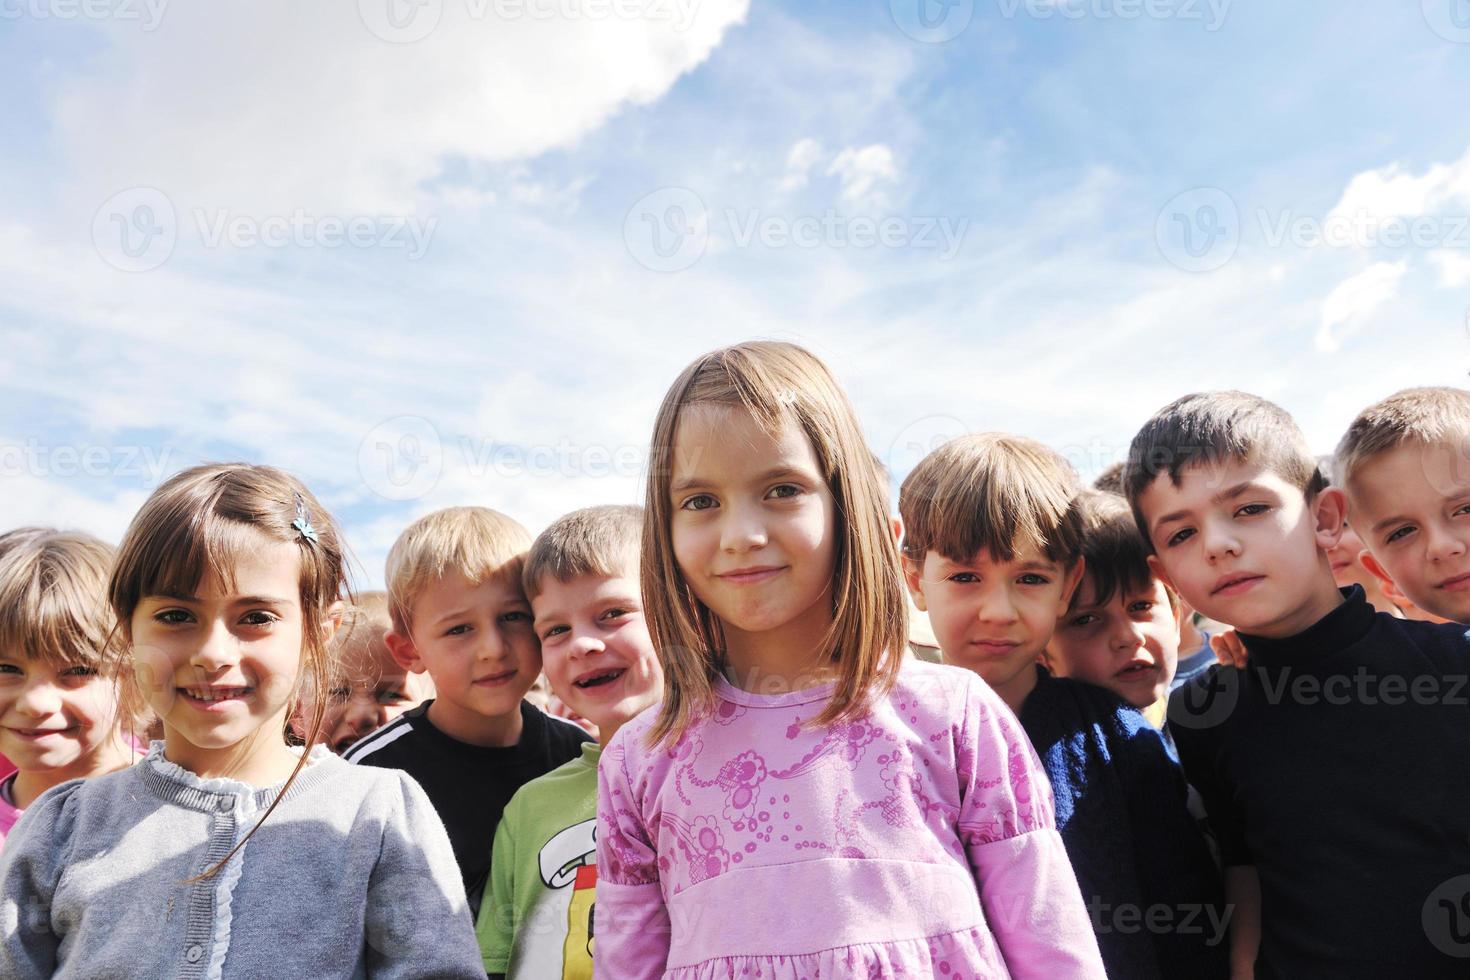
xmin=1169 ymin=585 xmax=1470 ymax=979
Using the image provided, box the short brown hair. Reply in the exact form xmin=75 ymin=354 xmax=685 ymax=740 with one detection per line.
xmin=899 ymin=433 xmax=1084 ymax=566
xmin=1124 ymin=391 xmax=1325 ymax=543
xmin=1068 ymin=491 xmax=1177 ymax=612
xmin=523 ymin=505 xmax=643 ymax=601
xmin=385 ymin=507 xmax=530 ymax=635
xmin=1335 ymin=386 xmax=1470 ymax=490
xmin=643 ymin=341 xmax=907 ymax=748
xmin=0 ymin=528 xmax=119 ymax=670
xmin=1092 ymin=462 xmax=1125 ymax=495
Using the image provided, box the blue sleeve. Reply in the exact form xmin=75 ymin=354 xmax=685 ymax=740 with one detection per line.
xmin=0 ymin=781 xmax=85 ymax=980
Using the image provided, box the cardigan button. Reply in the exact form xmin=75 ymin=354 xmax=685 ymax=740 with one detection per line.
xmin=185 ymin=944 xmax=203 ymax=963
xmin=216 ymin=797 xmax=233 ymax=812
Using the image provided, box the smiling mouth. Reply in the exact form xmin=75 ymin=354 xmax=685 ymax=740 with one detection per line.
xmin=1437 ymin=573 xmax=1470 ymax=591
xmin=574 ymin=668 xmax=626 ymax=690
xmin=6 ymin=726 xmax=75 ymax=738
xmin=180 ymin=686 xmax=251 ymax=703
xmin=717 ymin=567 xmax=784 ymax=584
xmin=1116 ymin=662 xmax=1157 ymax=680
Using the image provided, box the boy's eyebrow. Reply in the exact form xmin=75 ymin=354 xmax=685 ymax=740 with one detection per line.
xmin=1152 ymin=480 xmax=1266 ymax=530
xmin=1369 ymin=513 xmax=1410 ymax=535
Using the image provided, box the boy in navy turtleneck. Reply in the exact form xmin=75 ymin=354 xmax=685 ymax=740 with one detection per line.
xmin=1124 ymin=390 xmax=1470 ymax=980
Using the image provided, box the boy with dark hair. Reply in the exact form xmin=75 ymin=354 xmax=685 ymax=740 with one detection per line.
xmin=1127 ymin=390 xmax=1470 ymax=979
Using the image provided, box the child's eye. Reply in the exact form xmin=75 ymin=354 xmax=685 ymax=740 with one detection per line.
xmin=1069 ymin=613 xmax=1099 ymax=628
xmin=445 ymin=624 xmax=471 ymax=637
xmin=0 ymin=663 xmax=22 ymax=676
xmin=1165 ymin=528 xmax=1195 ymax=548
xmin=240 ymin=611 xmax=278 ymax=628
xmin=1129 ymin=600 xmax=1156 ymax=614
xmin=1384 ymin=524 xmax=1416 ymax=544
xmin=601 ymin=607 xmax=631 ymax=622
xmin=1017 ymin=573 xmax=1050 ymax=586
xmin=61 ymin=665 xmax=99 ymax=678
xmin=377 ymin=689 xmax=409 ymax=704
xmin=156 ymin=609 xmax=194 ymax=625
xmin=767 ymin=484 xmax=801 ymax=500
xmin=1236 ymin=503 xmax=1270 ymax=518
xmin=680 ymin=494 xmax=717 ymax=512
xmin=328 ymin=686 xmax=351 ymax=702
xmin=541 ymin=624 xmax=569 ymax=640
xmin=947 ymin=572 xmax=979 ymax=584
xmin=500 ymin=611 xmax=530 ymax=625
xmin=1454 ymin=503 xmax=1470 ymax=518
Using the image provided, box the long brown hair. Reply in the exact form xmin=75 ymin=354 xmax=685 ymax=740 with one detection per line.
xmin=107 ymin=463 xmax=350 ymax=877
xmin=642 ymin=341 xmax=907 ymax=748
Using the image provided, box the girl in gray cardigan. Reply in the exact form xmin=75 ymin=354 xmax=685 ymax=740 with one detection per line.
xmin=0 ymin=463 xmax=485 ymax=979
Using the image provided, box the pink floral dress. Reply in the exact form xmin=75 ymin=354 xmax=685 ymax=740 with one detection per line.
xmin=595 ymin=657 xmax=1106 ymax=979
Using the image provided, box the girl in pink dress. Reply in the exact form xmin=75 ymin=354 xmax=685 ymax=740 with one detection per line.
xmin=595 ymin=342 xmax=1106 ymax=979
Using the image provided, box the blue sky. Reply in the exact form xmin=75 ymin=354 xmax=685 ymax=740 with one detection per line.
xmin=2 ymin=0 xmax=1467 ymax=586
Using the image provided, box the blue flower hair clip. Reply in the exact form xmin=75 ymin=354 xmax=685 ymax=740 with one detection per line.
xmin=291 ymin=493 xmax=319 ymax=545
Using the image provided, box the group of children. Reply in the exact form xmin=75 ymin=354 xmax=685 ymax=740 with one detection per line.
xmin=0 ymin=340 xmax=1465 ymax=979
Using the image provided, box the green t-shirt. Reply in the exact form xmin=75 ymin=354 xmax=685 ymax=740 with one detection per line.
xmin=477 ymin=742 xmax=601 ymax=978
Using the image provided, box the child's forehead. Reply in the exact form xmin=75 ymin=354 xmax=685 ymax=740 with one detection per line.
xmin=1139 ymin=456 xmax=1290 ymax=513
xmin=933 ymin=543 xmax=1059 ymax=569
xmin=531 ymin=568 xmax=641 ymax=614
xmin=670 ymin=404 xmax=818 ymax=479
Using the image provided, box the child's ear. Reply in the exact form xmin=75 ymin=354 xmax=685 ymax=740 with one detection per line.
xmin=1146 ymin=554 xmax=1177 ymax=594
xmin=902 ymin=556 xmax=928 ymax=612
xmin=384 ymin=630 xmax=426 ymax=674
xmin=1359 ymin=550 xmax=1413 ymax=609
xmin=321 ymin=600 xmax=346 ymax=643
xmin=1312 ymin=487 xmax=1348 ymax=552
xmin=1058 ymin=557 xmax=1086 ymax=612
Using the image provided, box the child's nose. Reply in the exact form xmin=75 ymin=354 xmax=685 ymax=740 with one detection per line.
xmin=14 ymin=681 xmax=63 ymax=717
xmin=719 ymin=501 xmax=768 ymax=553
xmin=974 ymin=587 xmax=1018 ymax=624
xmin=188 ymin=620 xmax=238 ymax=672
xmin=1110 ymin=619 xmax=1147 ymax=653
xmin=1425 ymin=524 xmax=1468 ymax=561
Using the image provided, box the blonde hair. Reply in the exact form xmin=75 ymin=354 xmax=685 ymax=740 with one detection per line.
xmin=107 ymin=463 xmax=350 ymax=877
xmin=385 ymin=507 xmax=531 ymax=635
xmin=523 ymin=505 xmax=643 ymax=601
xmin=899 ymin=433 xmax=1084 ymax=566
xmin=0 ymin=528 xmax=119 ymax=672
xmin=1335 ymin=386 xmax=1470 ymax=490
xmin=642 ymin=341 xmax=907 ymax=748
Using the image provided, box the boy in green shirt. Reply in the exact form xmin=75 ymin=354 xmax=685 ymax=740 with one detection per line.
xmin=478 ymin=505 xmax=663 ymax=979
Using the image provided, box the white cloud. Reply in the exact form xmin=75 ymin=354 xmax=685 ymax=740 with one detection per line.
xmin=1429 ymin=249 xmax=1470 ymax=288
xmin=1328 ymin=146 xmax=1470 ymax=224
xmin=54 ymin=1 xmax=749 ymax=217
xmin=1315 ymin=261 xmax=1407 ymax=352
xmin=778 ymin=137 xmax=824 ymax=191
xmin=825 ymin=144 xmax=898 ymax=204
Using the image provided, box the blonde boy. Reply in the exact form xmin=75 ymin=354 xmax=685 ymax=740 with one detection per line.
xmin=1334 ymin=386 xmax=1470 ymax=624
xmin=345 ymin=507 xmax=591 ymax=915
xmin=477 ymin=505 xmax=662 ymax=979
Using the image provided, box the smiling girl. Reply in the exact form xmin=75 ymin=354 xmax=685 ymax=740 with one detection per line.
xmin=0 ymin=464 xmax=483 ymax=978
xmin=594 ymin=342 xmax=1106 ymax=978
xmin=0 ymin=529 xmax=137 ymax=850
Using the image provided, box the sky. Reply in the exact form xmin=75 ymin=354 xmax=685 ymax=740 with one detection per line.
xmin=2 ymin=0 xmax=1468 ymax=587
